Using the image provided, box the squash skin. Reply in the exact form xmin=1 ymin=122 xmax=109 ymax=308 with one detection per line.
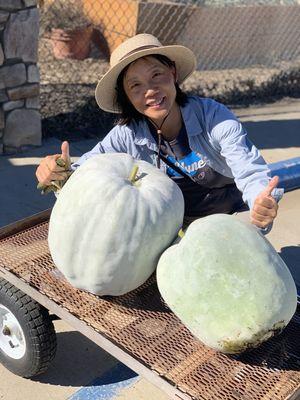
xmin=48 ymin=153 xmax=184 ymax=296
xmin=157 ymin=214 xmax=297 ymax=354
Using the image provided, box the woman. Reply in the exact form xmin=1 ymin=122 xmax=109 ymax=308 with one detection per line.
xmin=36 ymin=33 xmax=283 ymax=231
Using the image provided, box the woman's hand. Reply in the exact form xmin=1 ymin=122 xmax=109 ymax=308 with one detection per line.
xmin=36 ymin=141 xmax=71 ymax=191
xmin=250 ymin=176 xmax=279 ymax=229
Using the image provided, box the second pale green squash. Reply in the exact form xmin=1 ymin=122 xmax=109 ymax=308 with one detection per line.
xmin=157 ymin=214 xmax=297 ymax=353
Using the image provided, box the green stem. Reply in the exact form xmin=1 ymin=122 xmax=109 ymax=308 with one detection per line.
xmin=178 ymin=229 xmax=185 ymax=238
xmin=129 ymin=165 xmax=139 ymax=183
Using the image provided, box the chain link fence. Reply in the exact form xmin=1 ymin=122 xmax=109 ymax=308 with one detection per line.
xmin=38 ymin=0 xmax=300 ymax=141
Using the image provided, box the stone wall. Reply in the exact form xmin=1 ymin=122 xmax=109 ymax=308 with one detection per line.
xmin=0 ymin=0 xmax=41 ymax=154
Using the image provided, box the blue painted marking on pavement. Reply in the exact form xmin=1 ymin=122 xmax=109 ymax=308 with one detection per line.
xmin=68 ymin=363 xmax=139 ymax=400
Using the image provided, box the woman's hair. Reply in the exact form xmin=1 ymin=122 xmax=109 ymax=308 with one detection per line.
xmin=115 ymin=54 xmax=188 ymax=125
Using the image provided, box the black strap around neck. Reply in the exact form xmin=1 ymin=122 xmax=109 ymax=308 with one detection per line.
xmin=148 ymin=114 xmax=170 ymax=169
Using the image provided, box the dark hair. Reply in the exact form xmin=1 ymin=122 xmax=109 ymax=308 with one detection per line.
xmin=115 ymin=54 xmax=187 ymax=125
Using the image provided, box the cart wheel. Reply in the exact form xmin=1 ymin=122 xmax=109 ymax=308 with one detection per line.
xmin=0 ymin=278 xmax=57 ymax=378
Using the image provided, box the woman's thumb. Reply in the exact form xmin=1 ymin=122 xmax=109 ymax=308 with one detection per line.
xmin=61 ymin=141 xmax=70 ymax=162
xmin=262 ymin=175 xmax=279 ymax=197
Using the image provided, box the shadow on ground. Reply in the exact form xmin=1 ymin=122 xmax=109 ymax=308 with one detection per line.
xmin=32 ymin=330 xmax=118 ymax=387
xmin=279 ymin=245 xmax=300 ymax=287
xmin=244 ymin=119 xmax=300 ymax=149
xmin=0 ymin=162 xmax=55 ymax=227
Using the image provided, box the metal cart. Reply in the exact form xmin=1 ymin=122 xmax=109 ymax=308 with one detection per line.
xmin=0 ymin=209 xmax=299 ymax=400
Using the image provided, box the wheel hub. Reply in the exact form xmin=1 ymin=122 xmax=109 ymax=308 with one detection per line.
xmin=0 ymin=304 xmax=26 ymax=359
xmin=2 ymin=325 xmax=11 ymax=336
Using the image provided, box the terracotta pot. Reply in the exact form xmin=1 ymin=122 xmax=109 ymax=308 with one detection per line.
xmin=50 ymin=26 xmax=93 ymax=60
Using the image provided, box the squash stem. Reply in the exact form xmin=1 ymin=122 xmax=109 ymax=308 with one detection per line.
xmin=178 ymin=229 xmax=185 ymax=238
xmin=129 ymin=165 xmax=139 ymax=183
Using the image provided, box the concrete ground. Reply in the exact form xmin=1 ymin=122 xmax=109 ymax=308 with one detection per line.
xmin=0 ymin=98 xmax=299 ymax=400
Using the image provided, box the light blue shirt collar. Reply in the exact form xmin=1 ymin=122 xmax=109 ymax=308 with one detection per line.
xmin=132 ymin=119 xmax=158 ymax=151
xmin=181 ymin=101 xmax=203 ymax=137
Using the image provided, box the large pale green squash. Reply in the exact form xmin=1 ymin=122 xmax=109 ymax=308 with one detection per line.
xmin=48 ymin=153 xmax=184 ymax=296
xmin=157 ymin=214 xmax=297 ymax=353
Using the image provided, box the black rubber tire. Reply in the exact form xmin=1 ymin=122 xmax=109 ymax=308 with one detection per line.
xmin=0 ymin=278 xmax=57 ymax=378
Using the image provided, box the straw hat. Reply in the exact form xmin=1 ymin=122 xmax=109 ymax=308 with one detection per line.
xmin=95 ymin=33 xmax=196 ymax=113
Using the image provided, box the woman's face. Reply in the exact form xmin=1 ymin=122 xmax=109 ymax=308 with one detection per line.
xmin=123 ymin=56 xmax=178 ymax=125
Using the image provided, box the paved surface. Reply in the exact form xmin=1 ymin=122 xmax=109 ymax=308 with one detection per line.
xmin=0 ymin=98 xmax=299 ymax=400
xmin=0 ymin=138 xmax=98 ymax=228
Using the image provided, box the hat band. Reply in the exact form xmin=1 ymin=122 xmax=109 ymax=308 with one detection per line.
xmin=118 ymin=44 xmax=160 ymax=62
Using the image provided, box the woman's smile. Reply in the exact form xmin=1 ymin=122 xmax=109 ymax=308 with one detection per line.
xmin=146 ymin=96 xmax=166 ymax=108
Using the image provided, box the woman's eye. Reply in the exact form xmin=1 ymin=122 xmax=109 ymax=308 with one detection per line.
xmin=153 ymin=72 xmax=161 ymax=78
xmin=130 ymin=83 xmax=140 ymax=89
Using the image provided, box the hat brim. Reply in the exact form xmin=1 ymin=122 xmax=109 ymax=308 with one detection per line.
xmin=95 ymin=45 xmax=196 ymax=114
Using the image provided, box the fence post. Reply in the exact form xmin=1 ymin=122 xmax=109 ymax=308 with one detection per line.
xmin=0 ymin=0 xmax=41 ymax=154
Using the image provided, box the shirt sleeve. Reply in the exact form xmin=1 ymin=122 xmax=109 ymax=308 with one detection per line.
xmin=71 ymin=126 xmax=127 ymax=170
xmin=208 ymin=101 xmax=284 ymax=210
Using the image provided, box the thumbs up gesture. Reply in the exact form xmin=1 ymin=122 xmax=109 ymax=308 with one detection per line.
xmin=250 ymin=176 xmax=279 ymax=229
xmin=60 ymin=141 xmax=71 ymax=166
xmin=36 ymin=141 xmax=72 ymax=194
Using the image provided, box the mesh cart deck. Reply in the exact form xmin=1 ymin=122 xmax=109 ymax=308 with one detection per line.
xmin=0 ymin=210 xmax=299 ymax=400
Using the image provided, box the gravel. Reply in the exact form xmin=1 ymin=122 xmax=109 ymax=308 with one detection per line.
xmin=39 ymin=38 xmax=300 ymax=142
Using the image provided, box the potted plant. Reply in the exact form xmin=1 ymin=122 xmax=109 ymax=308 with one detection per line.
xmin=40 ymin=0 xmax=93 ymax=60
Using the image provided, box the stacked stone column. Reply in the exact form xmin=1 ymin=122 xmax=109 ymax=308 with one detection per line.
xmin=0 ymin=0 xmax=41 ymax=154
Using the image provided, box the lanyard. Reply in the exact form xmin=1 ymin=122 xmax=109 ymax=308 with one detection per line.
xmin=153 ymin=150 xmax=197 ymax=183
xmin=146 ymin=116 xmax=196 ymax=183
